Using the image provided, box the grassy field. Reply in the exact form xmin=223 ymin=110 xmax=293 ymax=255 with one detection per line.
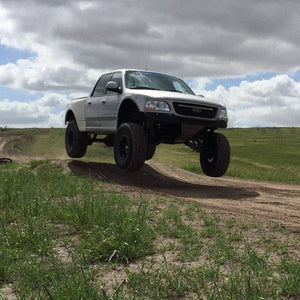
xmin=0 ymin=161 xmax=299 ymax=299
xmin=0 ymin=128 xmax=299 ymax=298
xmin=3 ymin=127 xmax=300 ymax=184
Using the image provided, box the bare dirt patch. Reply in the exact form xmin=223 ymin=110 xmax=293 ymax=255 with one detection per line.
xmin=0 ymin=135 xmax=37 ymax=162
xmin=0 ymin=284 xmax=17 ymax=300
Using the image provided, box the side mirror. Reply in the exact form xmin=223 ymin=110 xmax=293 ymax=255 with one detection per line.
xmin=106 ymin=81 xmax=121 ymax=93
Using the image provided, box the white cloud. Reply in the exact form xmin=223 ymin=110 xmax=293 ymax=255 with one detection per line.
xmin=1 ymin=0 xmax=300 ymax=93
xmin=200 ymin=75 xmax=300 ymax=127
xmin=0 ymin=93 xmax=69 ymax=127
xmin=188 ymin=78 xmax=211 ymax=95
xmin=0 ymin=57 xmax=96 ymax=92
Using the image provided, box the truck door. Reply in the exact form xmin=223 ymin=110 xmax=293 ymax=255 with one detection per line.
xmin=103 ymin=71 xmax=123 ymax=129
xmin=85 ymin=72 xmax=122 ymax=132
xmin=85 ymin=73 xmax=112 ymax=130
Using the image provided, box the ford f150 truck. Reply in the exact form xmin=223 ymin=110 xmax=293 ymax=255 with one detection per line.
xmin=65 ymin=69 xmax=230 ymax=176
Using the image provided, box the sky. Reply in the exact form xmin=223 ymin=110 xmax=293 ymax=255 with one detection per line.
xmin=0 ymin=0 xmax=300 ymax=128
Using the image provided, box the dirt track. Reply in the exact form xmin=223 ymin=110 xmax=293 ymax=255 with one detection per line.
xmin=0 ymin=135 xmax=37 ymax=162
xmin=1 ymin=135 xmax=300 ymax=233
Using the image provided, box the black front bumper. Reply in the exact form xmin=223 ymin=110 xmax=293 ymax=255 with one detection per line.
xmin=145 ymin=112 xmax=227 ymax=129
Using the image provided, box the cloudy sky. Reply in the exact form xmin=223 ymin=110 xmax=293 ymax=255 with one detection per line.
xmin=0 ymin=0 xmax=300 ymax=128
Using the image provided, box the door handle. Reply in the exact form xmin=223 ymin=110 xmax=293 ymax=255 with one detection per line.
xmin=88 ymin=102 xmax=92 ymax=105
xmin=102 ymin=99 xmax=106 ymax=104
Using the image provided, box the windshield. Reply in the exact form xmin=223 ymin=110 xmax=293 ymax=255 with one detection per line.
xmin=125 ymin=71 xmax=195 ymax=95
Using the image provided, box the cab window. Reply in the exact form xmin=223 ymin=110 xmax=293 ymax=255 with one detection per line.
xmin=92 ymin=73 xmax=112 ymax=97
xmin=107 ymin=72 xmax=122 ymax=94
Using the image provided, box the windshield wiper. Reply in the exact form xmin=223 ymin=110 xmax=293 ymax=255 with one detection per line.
xmin=130 ymin=86 xmax=160 ymax=90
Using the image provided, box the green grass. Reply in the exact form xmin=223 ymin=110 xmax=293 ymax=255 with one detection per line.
xmin=0 ymin=161 xmax=299 ymax=299
xmin=2 ymin=127 xmax=300 ymax=184
xmin=0 ymin=162 xmax=155 ymax=298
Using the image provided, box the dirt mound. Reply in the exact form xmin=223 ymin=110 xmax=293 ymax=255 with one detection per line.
xmin=68 ymin=160 xmax=259 ymax=200
xmin=0 ymin=134 xmax=37 ymax=162
xmin=68 ymin=160 xmax=300 ymax=232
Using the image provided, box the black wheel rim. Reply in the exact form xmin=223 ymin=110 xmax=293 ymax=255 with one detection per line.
xmin=207 ymin=156 xmax=214 ymax=163
xmin=205 ymin=146 xmax=217 ymax=166
xmin=201 ymin=136 xmax=218 ymax=171
xmin=119 ymin=136 xmax=129 ymax=158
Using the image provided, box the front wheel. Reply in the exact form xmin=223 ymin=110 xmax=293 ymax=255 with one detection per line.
xmin=65 ymin=120 xmax=88 ymax=158
xmin=200 ymin=132 xmax=230 ymax=177
xmin=114 ymin=123 xmax=146 ymax=171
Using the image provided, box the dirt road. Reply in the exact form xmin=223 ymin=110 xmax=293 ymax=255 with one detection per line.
xmin=1 ymin=134 xmax=300 ymax=232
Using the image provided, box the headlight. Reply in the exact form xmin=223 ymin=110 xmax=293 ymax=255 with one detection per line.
xmin=145 ymin=100 xmax=171 ymax=112
xmin=219 ymin=109 xmax=227 ymax=119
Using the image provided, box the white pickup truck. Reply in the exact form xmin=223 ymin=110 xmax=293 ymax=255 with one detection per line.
xmin=65 ymin=69 xmax=230 ymax=176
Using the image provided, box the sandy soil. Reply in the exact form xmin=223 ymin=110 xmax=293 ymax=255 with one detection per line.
xmin=1 ymin=134 xmax=300 ymax=233
xmin=0 ymin=135 xmax=37 ymax=162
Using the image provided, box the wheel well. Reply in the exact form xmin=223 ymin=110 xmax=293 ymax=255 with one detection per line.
xmin=117 ymin=99 xmax=144 ymax=128
xmin=65 ymin=110 xmax=75 ymax=124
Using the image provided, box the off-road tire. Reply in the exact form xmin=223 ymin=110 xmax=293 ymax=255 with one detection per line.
xmin=114 ymin=123 xmax=146 ymax=171
xmin=65 ymin=120 xmax=88 ymax=158
xmin=146 ymin=144 xmax=156 ymax=160
xmin=0 ymin=158 xmax=13 ymax=164
xmin=200 ymin=132 xmax=230 ymax=177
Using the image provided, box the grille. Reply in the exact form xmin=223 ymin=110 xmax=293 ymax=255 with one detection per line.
xmin=173 ymin=102 xmax=217 ymax=119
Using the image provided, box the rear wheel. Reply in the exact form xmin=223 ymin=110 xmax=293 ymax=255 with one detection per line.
xmin=0 ymin=158 xmax=12 ymax=164
xmin=200 ymin=132 xmax=230 ymax=177
xmin=114 ymin=123 xmax=146 ymax=171
xmin=65 ymin=120 xmax=88 ymax=158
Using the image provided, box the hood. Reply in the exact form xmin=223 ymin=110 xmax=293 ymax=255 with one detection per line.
xmin=126 ymin=89 xmax=225 ymax=107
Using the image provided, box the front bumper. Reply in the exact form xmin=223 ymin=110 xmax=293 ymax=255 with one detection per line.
xmin=145 ymin=112 xmax=227 ymax=129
